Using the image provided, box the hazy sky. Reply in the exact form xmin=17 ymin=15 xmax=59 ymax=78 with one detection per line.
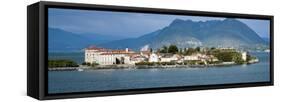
xmin=49 ymin=8 xmax=270 ymax=38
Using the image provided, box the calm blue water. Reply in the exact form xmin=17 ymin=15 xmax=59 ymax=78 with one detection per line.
xmin=48 ymin=52 xmax=270 ymax=94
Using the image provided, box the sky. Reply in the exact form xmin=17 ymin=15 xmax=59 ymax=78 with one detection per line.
xmin=49 ymin=8 xmax=270 ymax=38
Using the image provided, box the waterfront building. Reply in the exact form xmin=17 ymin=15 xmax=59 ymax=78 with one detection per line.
xmin=130 ymin=55 xmax=147 ymax=64
xmin=149 ymin=53 xmax=159 ymax=62
xmin=184 ymin=54 xmax=200 ymax=61
xmin=85 ymin=46 xmax=135 ymax=65
xmin=242 ymin=51 xmax=247 ymax=61
xmin=160 ymin=54 xmax=181 ymax=62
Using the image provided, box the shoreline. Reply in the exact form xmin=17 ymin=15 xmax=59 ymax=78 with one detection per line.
xmin=48 ymin=61 xmax=258 ymax=71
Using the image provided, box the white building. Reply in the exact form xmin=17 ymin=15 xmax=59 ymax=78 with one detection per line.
xmin=84 ymin=47 xmax=106 ymax=63
xmin=184 ymin=55 xmax=199 ymax=61
xmin=160 ymin=54 xmax=181 ymax=62
xmin=149 ymin=53 xmax=159 ymax=62
xmin=130 ymin=55 xmax=147 ymax=64
xmin=241 ymin=52 xmax=247 ymax=61
xmin=184 ymin=53 xmax=217 ymax=62
xmin=85 ymin=46 xmax=134 ymax=65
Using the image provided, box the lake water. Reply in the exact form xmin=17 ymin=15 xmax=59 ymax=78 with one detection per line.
xmin=48 ymin=52 xmax=270 ymax=94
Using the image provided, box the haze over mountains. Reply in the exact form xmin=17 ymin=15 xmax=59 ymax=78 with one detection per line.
xmin=49 ymin=18 xmax=269 ymax=52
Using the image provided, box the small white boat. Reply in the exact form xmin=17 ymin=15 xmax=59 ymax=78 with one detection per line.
xmin=77 ymin=68 xmax=84 ymax=72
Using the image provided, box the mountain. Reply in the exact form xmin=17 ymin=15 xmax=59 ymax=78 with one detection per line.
xmin=262 ymin=37 xmax=270 ymax=44
xmin=80 ymin=33 xmax=125 ymax=43
xmin=99 ymin=18 xmax=267 ymax=50
xmin=98 ymin=29 xmax=160 ymax=50
xmin=48 ymin=28 xmax=124 ymax=52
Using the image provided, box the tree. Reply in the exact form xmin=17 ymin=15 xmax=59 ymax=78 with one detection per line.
xmin=232 ymin=53 xmax=244 ymax=64
xmin=48 ymin=60 xmax=79 ymax=68
xmin=150 ymin=48 xmax=153 ymax=53
xmin=91 ymin=62 xmax=99 ymax=67
xmin=213 ymin=51 xmax=233 ymax=62
xmin=178 ymin=48 xmax=183 ymax=54
xmin=159 ymin=45 xmax=168 ymax=53
xmin=168 ymin=45 xmax=178 ymax=54
xmin=246 ymin=54 xmax=257 ymax=62
xmin=212 ymin=51 xmax=243 ymax=63
xmin=156 ymin=48 xmax=160 ymax=53
xmin=82 ymin=62 xmax=87 ymax=65
xmin=184 ymin=48 xmax=196 ymax=55
xmin=195 ymin=47 xmax=200 ymax=52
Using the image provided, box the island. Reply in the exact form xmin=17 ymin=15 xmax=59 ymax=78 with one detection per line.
xmin=48 ymin=45 xmax=259 ymax=71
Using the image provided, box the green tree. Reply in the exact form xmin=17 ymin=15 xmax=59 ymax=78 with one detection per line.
xmin=48 ymin=60 xmax=79 ymax=68
xmin=168 ymin=45 xmax=178 ymax=54
xmin=150 ymin=48 xmax=153 ymax=53
xmin=178 ymin=48 xmax=183 ymax=54
xmin=212 ymin=51 xmax=243 ymax=63
xmin=184 ymin=48 xmax=196 ymax=55
xmin=159 ymin=45 xmax=168 ymax=53
xmin=213 ymin=52 xmax=233 ymax=62
xmin=195 ymin=47 xmax=200 ymax=52
xmin=91 ymin=62 xmax=99 ymax=67
xmin=246 ymin=54 xmax=257 ymax=62
xmin=232 ymin=53 xmax=244 ymax=64
xmin=210 ymin=47 xmax=216 ymax=50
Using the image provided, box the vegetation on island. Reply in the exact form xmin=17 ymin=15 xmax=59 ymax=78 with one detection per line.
xmin=135 ymin=61 xmax=177 ymax=66
xmin=48 ymin=60 xmax=79 ymax=68
xmin=157 ymin=45 xmax=179 ymax=54
xmin=82 ymin=62 xmax=99 ymax=67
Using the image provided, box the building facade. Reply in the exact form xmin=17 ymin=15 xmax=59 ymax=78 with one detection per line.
xmin=85 ymin=46 xmax=134 ymax=65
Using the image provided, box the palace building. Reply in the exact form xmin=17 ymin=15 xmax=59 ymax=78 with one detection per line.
xmin=85 ymin=46 xmax=135 ymax=65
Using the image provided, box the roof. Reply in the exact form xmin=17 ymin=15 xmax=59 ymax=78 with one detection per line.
xmin=86 ymin=46 xmax=133 ymax=53
xmin=86 ymin=46 xmax=106 ymax=50
xmin=100 ymin=53 xmax=131 ymax=55
xmin=160 ymin=53 xmax=174 ymax=58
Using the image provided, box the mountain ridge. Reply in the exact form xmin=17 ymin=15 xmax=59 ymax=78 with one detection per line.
xmin=48 ymin=28 xmax=126 ymax=52
xmin=99 ymin=18 xmax=267 ymax=50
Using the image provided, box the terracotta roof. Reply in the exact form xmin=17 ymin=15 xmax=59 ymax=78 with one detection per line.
xmin=86 ymin=46 xmax=106 ymax=50
xmin=86 ymin=46 xmax=136 ymax=55
xmin=100 ymin=52 xmax=132 ymax=55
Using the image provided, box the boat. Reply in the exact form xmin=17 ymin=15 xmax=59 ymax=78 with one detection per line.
xmin=77 ymin=68 xmax=84 ymax=72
